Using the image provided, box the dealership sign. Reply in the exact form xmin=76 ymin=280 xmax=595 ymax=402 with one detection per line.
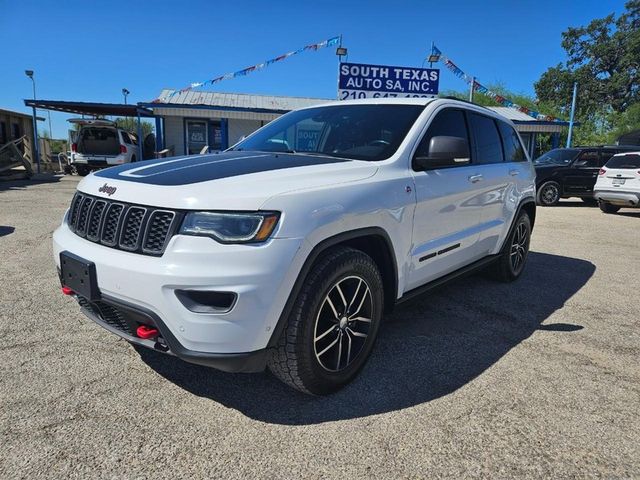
xmin=339 ymin=62 xmax=439 ymax=100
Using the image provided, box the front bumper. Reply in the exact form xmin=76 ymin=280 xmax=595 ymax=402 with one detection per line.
xmin=76 ymin=292 xmax=269 ymax=372
xmin=53 ymin=221 xmax=306 ymax=355
xmin=594 ymin=190 xmax=640 ymax=206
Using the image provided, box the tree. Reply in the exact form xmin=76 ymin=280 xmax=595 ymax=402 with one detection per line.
xmin=534 ymin=0 xmax=640 ymax=144
xmin=113 ymin=117 xmax=154 ymax=138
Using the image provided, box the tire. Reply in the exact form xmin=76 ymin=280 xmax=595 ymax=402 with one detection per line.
xmin=536 ymin=181 xmax=561 ymax=206
xmin=76 ymin=166 xmax=90 ymax=177
xmin=599 ymin=201 xmax=620 ymax=214
xmin=487 ymin=211 xmax=531 ymax=282
xmin=130 ymin=156 xmax=136 ymax=163
xmin=268 ymin=247 xmax=384 ymax=395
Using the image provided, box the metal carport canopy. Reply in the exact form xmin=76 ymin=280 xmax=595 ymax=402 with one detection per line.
xmin=23 ymin=99 xmax=154 ymax=117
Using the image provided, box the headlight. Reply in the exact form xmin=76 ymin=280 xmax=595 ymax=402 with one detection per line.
xmin=179 ymin=211 xmax=280 ymax=243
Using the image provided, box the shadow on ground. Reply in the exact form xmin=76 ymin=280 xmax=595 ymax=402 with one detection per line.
xmin=0 ymin=174 xmax=63 ymax=192
xmin=0 ymin=226 xmax=15 ymax=237
xmin=616 ymin=210 xmax=640 ymax=218
xmin=138 ymin=251 xmax=594 ymax=425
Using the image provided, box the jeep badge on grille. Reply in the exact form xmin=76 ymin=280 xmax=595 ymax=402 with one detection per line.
xmin=98 ymin=183 xmax=117 ymax=196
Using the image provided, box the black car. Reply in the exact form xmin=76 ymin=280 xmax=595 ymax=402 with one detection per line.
xmin=534 ymin=145 xmax=640 ymax=206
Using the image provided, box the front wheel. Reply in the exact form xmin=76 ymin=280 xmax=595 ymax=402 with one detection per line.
xmin=537 ymin=181 xmax=561 ymax=206
xmin=487 ymin=211 xmax=531 ymax=282
xmin=599 ymin=201 xmax=620 ymax=214
xmin=268 ymin=247 xmax=384 ymax=395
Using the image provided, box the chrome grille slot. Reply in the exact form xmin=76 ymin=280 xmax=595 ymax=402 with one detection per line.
xmin=100 ymin=203 xmax=125 ymax=246
xmin=142 ymin=211 xmax=176 ymax=254
xmin=68 ymin=193 xmax=84 ymax=231
xmin=119 ymin=207 xmax=147 ymax=251
xmin=75 ymin=197 xmax=93 ymax=236
xmin=86 ymin=200 xmax=107 ymax=241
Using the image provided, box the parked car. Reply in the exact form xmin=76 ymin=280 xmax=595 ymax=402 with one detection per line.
xmin=594 ymin=151 xmax=640 ymax=213
xmin=533 ymin=145 xmax=640 ymax=206
xmin=54 ymin=98 xmax=536 ymax=395
xmin=69 ymin=119 xmax=139 ymax=176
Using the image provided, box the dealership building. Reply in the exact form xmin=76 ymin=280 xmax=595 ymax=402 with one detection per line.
xmin=139 ymin=90 xmax=327 ymax=156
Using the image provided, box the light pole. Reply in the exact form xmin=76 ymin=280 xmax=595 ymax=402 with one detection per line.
xmin=25 ymin=70 xmax=40 ymax=174
xmin=122 ymin=88 xmax=130 ymax=104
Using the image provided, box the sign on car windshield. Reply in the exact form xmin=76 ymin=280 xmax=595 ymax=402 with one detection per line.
xmin=339 ymin=62 xmax=439 ymax=100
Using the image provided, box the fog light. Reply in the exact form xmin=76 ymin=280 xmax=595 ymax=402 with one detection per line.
xmin=175 ymin=290 xmax=237 ymax=314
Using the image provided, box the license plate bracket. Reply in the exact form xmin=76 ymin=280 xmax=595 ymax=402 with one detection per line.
xmin=612 ymin=178 xmax=626 ymax=186
xmin=60 ymin=251 xmax=101 ymax=301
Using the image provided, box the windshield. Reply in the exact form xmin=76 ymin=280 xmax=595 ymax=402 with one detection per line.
xmin=231 ymin=104 xmax=425 ymax=161
xmin=533 ymin=148 xmax=580 ymax=166
xmin=605 ymin=153 xmax=640 ymax=169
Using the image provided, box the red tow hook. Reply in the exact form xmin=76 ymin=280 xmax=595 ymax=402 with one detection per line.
xmin=137 ymin=325 xmax=159 ymax=340
xmin=61 ymin=286 xmax=75 ymax=295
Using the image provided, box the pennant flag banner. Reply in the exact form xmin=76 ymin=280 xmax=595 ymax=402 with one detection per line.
xmin=431 ymin=45 xmax=559 ymax=122
xmin=156 ymin=36 xmax=341 ymax=102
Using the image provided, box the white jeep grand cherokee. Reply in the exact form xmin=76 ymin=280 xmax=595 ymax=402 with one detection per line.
xmin=54 ymin=98 xmax=536 ymax=395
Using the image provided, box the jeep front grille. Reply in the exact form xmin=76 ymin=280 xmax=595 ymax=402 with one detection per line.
xmin=67 ymin=192 xmax=181 ymax=256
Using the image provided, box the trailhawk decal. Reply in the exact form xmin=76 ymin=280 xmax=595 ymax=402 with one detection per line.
xmin=95 ymin=152 xmax=352 ymax=186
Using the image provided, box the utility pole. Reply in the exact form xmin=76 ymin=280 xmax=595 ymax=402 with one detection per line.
xmin=469 ymin=76 xmax=475 ymax=102
xmin=25 ymin=70 xmax=40 ymax=174
xmin=566 ymin=82 xmax=578 ymax=148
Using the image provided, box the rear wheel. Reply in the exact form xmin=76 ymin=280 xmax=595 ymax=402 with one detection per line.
xmin=599 ymin=201 xmax=620 ymax=214
xmin=487 ymin=211 xmax=531 ymax=282
xmin=268 ymin=247 xmax=384 ymax=395
xmin=537 ymin=181 xmax=561 ymax=206
xmin=76 ymin=165 xmax=90 ymax=177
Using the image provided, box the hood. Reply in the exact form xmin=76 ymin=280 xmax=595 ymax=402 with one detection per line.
xmin=78 ymin=151 xmax=378 ymax=210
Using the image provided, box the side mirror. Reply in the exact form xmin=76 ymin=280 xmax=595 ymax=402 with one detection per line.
xmin=413 ymin=136 xmax=470 ymax=170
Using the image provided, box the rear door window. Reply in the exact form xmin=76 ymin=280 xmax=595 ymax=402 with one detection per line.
xmin=497 ymin=122 xmax=526 ymax=162
xmin=600 ymin=150 xmax=617 ymax=166
xmin=468 ymin=113 xmax=504 ymax=164
xmin=573 ymin=150 xmax=600 ymax=168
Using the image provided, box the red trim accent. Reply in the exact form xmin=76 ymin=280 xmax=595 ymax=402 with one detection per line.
xmin=61 ymin=286 xmax=74 ymax=295
xmin=136 ymin=325 xmax=159 ymax=339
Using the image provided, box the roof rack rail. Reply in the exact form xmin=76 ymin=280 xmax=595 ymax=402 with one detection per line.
xmin=439 ymin=96 xmax=493 ymax=112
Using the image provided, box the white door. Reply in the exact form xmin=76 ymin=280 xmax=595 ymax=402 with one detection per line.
xmin=407 ymin=108 xmax=485 ymax=290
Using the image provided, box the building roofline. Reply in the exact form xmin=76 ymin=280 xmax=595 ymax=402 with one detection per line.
xmin=0 ymin=107 xmax=45 ymax=121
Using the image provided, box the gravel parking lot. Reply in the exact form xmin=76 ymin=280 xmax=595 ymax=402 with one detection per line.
xmin=1 ymin=175 xmax=639 ymax=479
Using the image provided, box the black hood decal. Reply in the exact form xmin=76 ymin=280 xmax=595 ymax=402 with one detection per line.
xmin=95 ymin=151 xmax=352 ymax=186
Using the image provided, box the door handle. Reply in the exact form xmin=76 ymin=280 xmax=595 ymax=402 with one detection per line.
xmin=468 ymin=174 xmax=483 ymax=183
xmin=509 ymin=169 xmax=520 ymax=176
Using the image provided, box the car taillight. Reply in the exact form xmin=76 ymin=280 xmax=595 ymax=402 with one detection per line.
xmin=120 ymin=145 xmax=127 ymax=154
xmin=71 ymin=143 xmax=77 ymax=153
xmin=598 ymin=168 xmax=606 ymax=175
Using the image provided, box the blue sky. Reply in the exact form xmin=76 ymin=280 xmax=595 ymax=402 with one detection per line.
xmin=0 ymin=0 xmax=629 ymax=138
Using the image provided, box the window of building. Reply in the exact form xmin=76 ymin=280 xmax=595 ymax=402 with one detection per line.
xmin=186 ymin=120 xmax=208 ymax=155
xmin=11 ymin=122 xmax=22 ymax=139
xmin=0 ymin=121 xmax=7 ymax=144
